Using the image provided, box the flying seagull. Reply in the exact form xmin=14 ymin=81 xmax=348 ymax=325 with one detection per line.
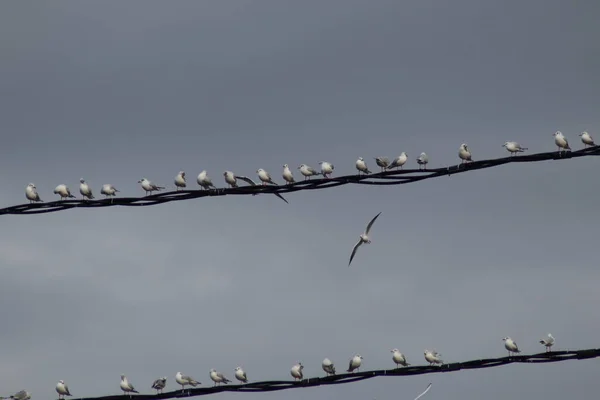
xmin=413 ymin=383 xmax=433 ymax=400
xmin=348 ymin=212 xmax=382 ymax=266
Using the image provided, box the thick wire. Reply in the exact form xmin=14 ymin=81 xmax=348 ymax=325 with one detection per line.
xmin=61 ymin=348 xmax=600 ymax=400
xmin=3 ymin=146 xmax=599 ymax=216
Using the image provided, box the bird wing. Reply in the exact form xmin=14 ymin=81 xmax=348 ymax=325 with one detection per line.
xmin=348 ymin=239 xmax=363 ymax=267
xmin=413 ymin=383 xmax=432 ymax=400
xmin=365 ymin=212 xmax=382 ymax=235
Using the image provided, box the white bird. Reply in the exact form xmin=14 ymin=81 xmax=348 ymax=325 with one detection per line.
xmin=257 ymin=168 xmax=277 ymax=185
xmin=553 ymin=131 xmax=571 ymax=153
xmin=100 ymin=184 xmax=119 ymax=198
xmin=55 ymin=380 xmax=72 ymax=399
xmin=120 ymin=375 xmax=139 ymax=395
xmin=174 ymin=171 xmax=187 ymax=190
xmin=138 ymin=178 xmax=165 ymax=196
xmin=234 ymin=367 xmax=248 ymax=383
xmin=223 ymin=171 xmax=238 ymax=188
xmin=413 ymin=383 xmax=433 ymax=400
xmin=580 ymin=131 xmax=595 ymax=147
xmin=416 ymin=152 xmax=429 ymax=170
xmin=290 ymin=362 xmax=304 ymax=381
xmin=53 ymin=184 xmax=75 ymax=200
xmin=424 ymin=350 xmax=443 ymax=365
xmin=298 ymin=164 xmax=320 ymax=180
xmin=355 ymin=157 xmax=371 ymax=175
xmin=347 ymin=354 xmax=363 ymax=373
xmin=374 ymin=156 xmax=390 ymax=171
xmin=388 ymin=152 xmax=408 ymax=170
xmin=175 ymin=372 xmax=200 ymax=390
xmin=209 ymin=369 xmax=231 ymax=386
xmin=502 ymin=337 xmax=521 ymax=356
xmin=151 ymin=377 xmax=167 ymax=394
xmin=79 ymin=178 xmax=94 ymax=200
xmin=25 ymin=183 xmax=42 ymax=203
xmin=391 ymin=349 xmax=410 ymax=368
xmin=348 ymin=212 xmax=382 ymax=267
xmin=197 ymin=170 xmax=216 ymax=190
xmin=321 ymin=358 xmax=336 ymax=376
xmin=458 ymin=143 xmax=473 ymax=163
xmin=282 ymin=164 xmax=295 ymax=184
xmin=7 ymin=391 xmax=31 ymax=400
xmin=539 ymin=333 xmax=555 ymax=352
xmin=502 ymin=141 xmax=528 ymax=156
xmin=319 ymin=161 xmax=335 ymax=178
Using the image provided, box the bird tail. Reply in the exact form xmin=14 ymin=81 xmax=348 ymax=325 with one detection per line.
xmin=158 ymin=186 xmax=166 ymax=190
xmin=520 ymin=147 xmax=528 ymax=151
xmin=189 ymin=381 xmax=199 ymax=387
xmin=366 ymin=169 xmax=372 ymax=174
xmin=131 ymin=390 xmax=139 ymax=393
xmin=405 ymin=362 xmax=411 ymax=366
xmin=224 ymin=378 xmax=231 ymax=383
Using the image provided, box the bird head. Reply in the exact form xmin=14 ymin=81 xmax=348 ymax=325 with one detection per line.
xmin=79 ymin=178 xmax=85 ymax=183
xmin=391 ymin=348 xmax=398 ymax=353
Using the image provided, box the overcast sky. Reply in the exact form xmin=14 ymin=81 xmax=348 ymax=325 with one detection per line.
xmin=1 ymin=1 xmax=599 ymax=399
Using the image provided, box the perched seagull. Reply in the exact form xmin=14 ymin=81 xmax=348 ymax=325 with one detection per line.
xmin=197 ymin=170 xmax=216 ymax=190
xmin=416 ymin=152 xmax=429 ymax=170
xmin=374 ymin=156 xmax=390 ymax=171
xmin=257 ymin=168 xmax=277 ymax=185
xmin=282 ymin=164 xmax=295 ymax=184
xmin=347 ymin=354 xmax=363 ymax=373
xmin=321 ymin=358 xmax=336 ymax=376
xmin=7 ymin=391 xmax=31 ymax=400
xmin=151 ymin=377 xmax=167 ymax=394
xmin=391 ymin=349 xmax=410 ymax=368
xmin=223 ymin=171 xmax=239 ymax=188
xmin=120 ymin=375 xmax=139 ymax=395
xmin=413 ymin=383 xmax=433 ymax=400
xmin=553 ymin=131 xmax=571 ymax=153
xmin=319 ymin=161 xmax=335 ymax=178
xmin=100 ymin=184 xmax=119 ymax=199
xmin=539 ymin=333 xmax=555 ymax=352
xmin=458 ymin=143 xmax=473 ymax=163
xmin=138 ymin=178 xmax=165 ymax=196
xmin=502 ymin=337 xmax=521 ymax=356
xmin=175 ymin=372 xmax=200 ymax=391
xmin=348 ymin=212 xmax=382 ymax=267
xmin=235 ymin=175 xmax=289 ymax=204
xmin=54 ymin=184 xmax=75 ymax=200
xmin=355 ymin=157 xmax=371 ymax=175
xmin=209 ymin=369 xmax=231 ymax=386
xmin=502 ymin=141 xmax=528 ymax=156
xmin=234 ymin=367 xmax=248 ymax=383
xmin=424 ymin=350 xmax=443 ymax=365
xmin=388 ymin=152 xmax=408 ymax=170
xmin=25 ymin=183 xmax=42 ymax=203
xmin=298 ymin=164 xmax=320 ymax=180
xmin=290 ymin=362 xmax=304 ymax=381
xmin=580 ymin=131 xmax=595 ymax=147
xmin=55 ymin=380 xmax=72 ymax=399
xmin=174 ymin=171 xmax=187 ymax=190
xmin=79 ymin=178 xmax=94 ymax=200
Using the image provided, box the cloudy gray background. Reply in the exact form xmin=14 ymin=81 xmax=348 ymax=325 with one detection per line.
xmin=1 ymin=0 xmax=599 ymax=399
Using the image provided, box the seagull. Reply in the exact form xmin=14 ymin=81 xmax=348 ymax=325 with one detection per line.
xmin=235 ymin=175 xmax=289 ymax=204
xmin=417 ymin=152 xmax=429 ymax=170
xmin=458 ymin=143 xmax=473 ymax=163
xmin=197 ymin=170 xmax=216 ymax=190
xmin=54 ymin=184 xmax=76 ymax=200
xmin=290 ymin=362 xmax=304 ymax=381
xmin=502 ymin=337 xmax=521 ymax=356
xmin=391 ymin=349 xmax=410 ymax=368
xmin=174 ymin=171 xmax=187 ymax=190
xmin=298 ymin=164 xmax=320 ymax=180
xmin=223 ymin=171 xmax=239 ymax=188
xmin=79 ymin=178 xmax=94 ymax=200
xmin=347 ymin=354 xmax=363 ymax=373
xmin=348 ymin=212 xmax=382 ymax=267
xmin=175 ymin=372 xmax=200 ymax=391
xmin=424 ymin=350 xmax=443 ymax=365
xmin=234 ymin=367 xmax=248 ymax=383
xmin=138 ymin=178 xmax=165 ymax=196
xmin=388 ymin=152 xmax=407 ymax=170
xmin=374 ymin=156 xmax=390 ymax=171
xmin=580 ymin=131 xmax=595 ymax=147
xmin=553 ymin=131 xmax=571 ymax=153
xmin=209 ymin=369 xmax=231 ymax=386
xmin=7 ymin=391 xmax=31 ymax=400
xmin=319 ymin=161 xmax=335 ymax=178
xmin=120 ymin=375 xmax=139 ymax=395
xmin=100 ymin=184 xmax=119 ymax=199
xmin=502 ymin=141 xmax=528 ymax=156
xmin=539 ymin=333 xmax=555 ymax=352
xmin=151 ymin=377 xmax=167 ymax=394
xmin=55 ymin=380 xmax=72 ymax=399
xmin=321 ymin=358 xmax=336 ymax=376
xmin=257 ymin=168 xmax=277 ymax=185
xmin=25 ymin=183 xmax=42 ymax=203
xmin=282 ymin=164 xmax=295 ymax=184
xmin=413 ymin=383 xmax=433 ymax=400
xmin=355 ymin=157 xmax=371 ymax=175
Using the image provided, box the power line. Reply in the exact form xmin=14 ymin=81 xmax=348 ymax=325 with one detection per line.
xmin=63 ymin=349 xmax=599 ymax=400
xmin=3 ymin=146 xmax=599 ymax=217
